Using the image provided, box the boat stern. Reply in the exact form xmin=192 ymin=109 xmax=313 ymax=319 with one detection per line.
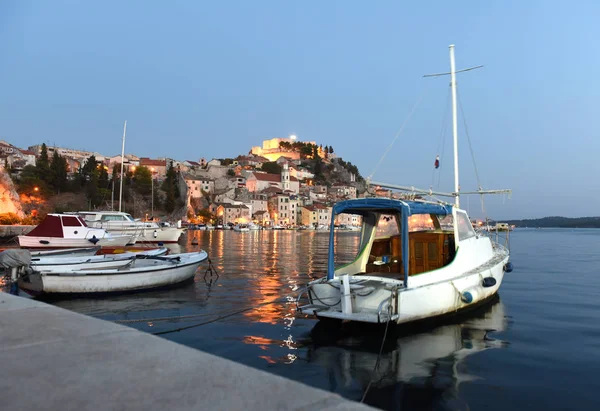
xmin=17 ymin=271 xmax=44 ymax=296
xmin=298 ymin=275 xmax=402 ymax=323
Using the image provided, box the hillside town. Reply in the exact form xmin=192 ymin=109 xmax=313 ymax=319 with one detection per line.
xmin=0 ymin=135 xmax=369 ymax=228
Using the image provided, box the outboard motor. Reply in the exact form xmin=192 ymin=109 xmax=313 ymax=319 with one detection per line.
xmin=0 ymin=249 xmax=32 ymax=295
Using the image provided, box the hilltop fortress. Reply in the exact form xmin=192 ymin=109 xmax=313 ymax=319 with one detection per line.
xmin=251 ymin=136 xmax=322 ymax=162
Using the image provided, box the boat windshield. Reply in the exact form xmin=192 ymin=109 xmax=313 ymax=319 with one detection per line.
xmin=408 ymin=214 xmax=454 ymax=232
xmin=375 ymin=214 xmax=400 ymax=238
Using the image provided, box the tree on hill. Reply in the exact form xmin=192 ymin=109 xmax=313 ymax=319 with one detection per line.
xmin=311 ymin=144 xmax=320 ymax=160
xmin=300 ymin=145 xmax=312 ymax=159
xmin=79 ymin=155 xmax=98 ymax=184
xmin=50 ymin=151 xmax=68 ymax=194
xmin=36 ymin=144 xmax=50 ymax=173
xmin=133 ymin=166 xmax=152 ymax=196
xmin=219 ymin=158 xmax=235 ymax=166
xmin=16 ymin=165 xmax=44 ymax=195
xmin=279 ymin=141 xmax=292 ymax=151
xmin=161 ymin=160 xmax=181 ymax=213
xmin=261 ymin=161 xmax=281 ymax=174
xmin=35 ymin=143 xmax=51 ymax=188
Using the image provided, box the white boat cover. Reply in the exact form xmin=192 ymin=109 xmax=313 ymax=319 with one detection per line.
xmin=0 ymin=249 xmax=32 ymax=268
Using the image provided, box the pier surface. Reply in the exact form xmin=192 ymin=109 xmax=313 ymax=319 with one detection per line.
xmin=0 ymin=224 xmax=34 ymax=239
xmin=0 ymin=292 xmax=373 ymax=411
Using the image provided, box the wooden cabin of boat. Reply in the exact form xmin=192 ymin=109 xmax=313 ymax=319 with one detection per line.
xmin=328 ymin=198 xmax=476 ymax=285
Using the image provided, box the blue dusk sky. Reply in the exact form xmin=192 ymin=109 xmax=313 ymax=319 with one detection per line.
xmin=0 ymin=1 xmax=598 ymax=219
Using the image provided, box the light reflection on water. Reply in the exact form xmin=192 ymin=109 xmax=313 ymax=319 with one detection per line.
xmin=8 ymin=229 xmax=600 ymax=410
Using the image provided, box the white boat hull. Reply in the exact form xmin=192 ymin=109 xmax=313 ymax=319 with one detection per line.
xmin=89 ymin=227 xmax=184 ymax=243
xmin=17 ymin=235 xmax=134 ymax=248
xmin=300 ymin=242 xmax=509 ymax=325
xmin=128 ymin=227 xmax=184 ymax=243
xmin=18 ymin=251 xmax=208 ymax=295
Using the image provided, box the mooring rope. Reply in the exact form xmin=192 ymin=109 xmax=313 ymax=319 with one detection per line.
xmin=360 ymin=302 xmax=393 ymax=403
xmin=109 ymin=289 xmax=340 ymax=334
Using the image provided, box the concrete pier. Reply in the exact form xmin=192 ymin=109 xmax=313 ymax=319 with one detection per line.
xmin=0 ymin=224 xmax=34 ymax=239
xmin=0 ymin=292 xmax=373 ymax=411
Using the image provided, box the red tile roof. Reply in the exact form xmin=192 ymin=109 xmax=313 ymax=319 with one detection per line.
xmin=253 ymin=172 xmax=298 ymax=182
xmin=140 ymin=158 xmax=166 ymax=167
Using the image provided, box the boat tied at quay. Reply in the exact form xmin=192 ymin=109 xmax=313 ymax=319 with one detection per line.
xmin=17 ymin=213 xmax=135 ymax=249
xmin=297 ymin=45 xmax=514 ymax=326
xmin=74 ymin=211 xmax=185 ymax=244
xmin=0 ymin=248 xmax=208 ymax=296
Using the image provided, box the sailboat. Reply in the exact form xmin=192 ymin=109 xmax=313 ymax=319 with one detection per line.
xmin=297 ymin=45 xmax=513 ymax=325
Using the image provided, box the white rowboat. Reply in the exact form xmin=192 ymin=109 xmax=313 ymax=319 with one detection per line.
xmin=18 ymin=251 xmax=208 ymax=295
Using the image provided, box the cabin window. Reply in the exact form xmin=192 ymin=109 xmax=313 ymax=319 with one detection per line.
xmin=62 ymin=216 xmax=82 ymax=227
xmin=455 ymin=211 xmax=476 ymax=241
xmin=408 ymin=214 xmax=436 ymax=232
xmin=438 ymin=215 xmax=454 ymax=230
xmin=375 ymin=214 xmax=400 ymax=238
xmin=101 ymin=215 xmax=126 ymax=221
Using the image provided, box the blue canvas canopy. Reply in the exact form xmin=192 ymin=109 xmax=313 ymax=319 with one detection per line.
xmin=328 ymin=198 xmax=453 ymax=284
xmin=331 ymin=198 xmax=452 ymax=217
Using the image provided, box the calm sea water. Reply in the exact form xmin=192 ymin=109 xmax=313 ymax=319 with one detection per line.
xmin=31 ymin=229 xmax=600 ymax=410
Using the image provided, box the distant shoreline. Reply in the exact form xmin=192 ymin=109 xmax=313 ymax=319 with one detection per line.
xmin=504 ymin=217 xmax=600 ymax=229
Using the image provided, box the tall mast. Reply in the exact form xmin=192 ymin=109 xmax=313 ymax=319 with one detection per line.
xmin=119 ymin=120 xmax=127 ymax=212
xmin=449 ymin=45 xmax=460 ymax=208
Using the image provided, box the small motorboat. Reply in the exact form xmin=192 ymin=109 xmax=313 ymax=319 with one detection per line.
xmin=232 ymin=224 xmax=250 ymax=232
xmin=17 ymin=250 xmax=209 ymax=296
xmin=75 ymin=211 xmax=185 ymax=243
xmin=18 ymin=214 xmax=135 ymax=249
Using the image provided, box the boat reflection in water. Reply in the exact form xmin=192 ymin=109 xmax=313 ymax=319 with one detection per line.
xmin=307 ymin=297 xmax=508 ymax=409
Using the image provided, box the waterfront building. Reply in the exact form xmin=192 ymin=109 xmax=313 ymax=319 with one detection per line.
xmin=300 ymin=205 xmax=318 ymax=227
xmin=217 ymin=203 xmax=251 ymax=225
xmin=268 ymin=195 xmax=297 ymax=226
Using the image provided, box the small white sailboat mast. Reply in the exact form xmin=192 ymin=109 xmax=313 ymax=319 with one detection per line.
xmin=370 ymin=45 xmax=510 ymax=205
xmin=119 ymin=120 xmax=127 ymax=212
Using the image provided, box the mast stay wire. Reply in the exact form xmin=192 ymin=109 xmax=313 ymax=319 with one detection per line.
xmin=367 ymin=81 xmax=432 ymax=181
xmin=431 ymin=84 xmax=451 ymax=190
xmin=456 ymin=88 xmax=486 ymax=215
